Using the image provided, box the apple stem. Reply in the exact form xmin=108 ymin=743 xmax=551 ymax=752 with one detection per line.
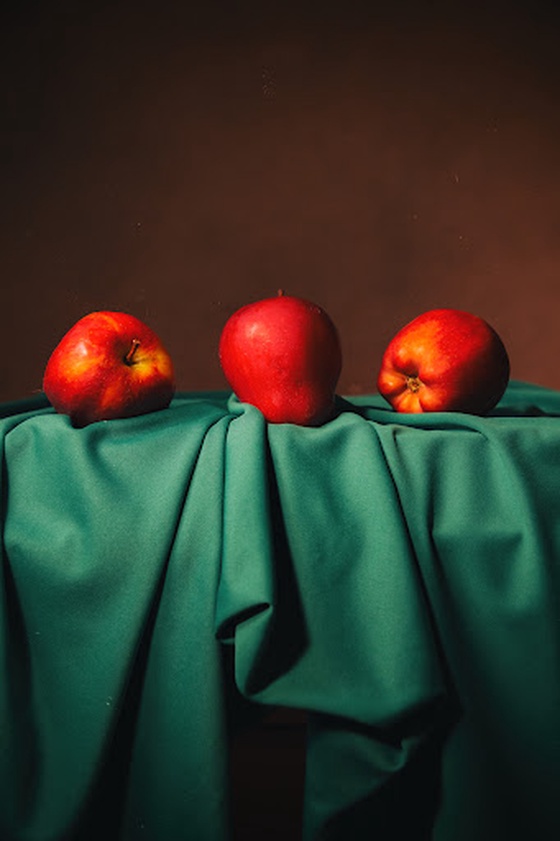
xmin=277 ymin=288 xmax=284 ymax=297
xmin=124 ymin=339 xmax=141 ymax=365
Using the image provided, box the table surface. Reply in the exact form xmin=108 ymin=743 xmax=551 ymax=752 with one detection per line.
xmin=2 ymin=381 xmax=560 ymax=840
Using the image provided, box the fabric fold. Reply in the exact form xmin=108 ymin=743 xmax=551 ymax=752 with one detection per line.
xmin=218 ymin=397 xmax=449 ymax=839
xmin=1 ymin=397 xmax=232 ymax=841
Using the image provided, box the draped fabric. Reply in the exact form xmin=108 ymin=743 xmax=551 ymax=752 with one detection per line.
xmin=1 ymin=381 xmax=560 ymax=840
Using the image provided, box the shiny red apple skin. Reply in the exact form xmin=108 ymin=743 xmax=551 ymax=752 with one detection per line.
xmin=219 ymin=294 xmax=342 ymax=425
xmin=43 ymin=311 xmax=175 ymax=427
xmin=377 ymin=308 xmax=510 ymax=414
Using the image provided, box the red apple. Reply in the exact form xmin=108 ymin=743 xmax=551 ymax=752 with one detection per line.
xmin=43 ymin=311 xmax=175 ymax=427
xmin=219 ymin=292 xmax=342 ymax=425
xmin=377 ymin=308 xmax=510 ymax=413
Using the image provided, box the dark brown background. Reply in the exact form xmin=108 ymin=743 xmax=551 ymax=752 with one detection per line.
xmin=2 ymin=0 xmax=560 ymax=404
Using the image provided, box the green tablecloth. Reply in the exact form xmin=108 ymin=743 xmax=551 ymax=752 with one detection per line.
xmin=2 ymin=381 xmax=560 ymax=840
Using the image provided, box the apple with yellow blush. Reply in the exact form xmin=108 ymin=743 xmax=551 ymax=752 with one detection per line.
xmin=377 ymin=308 xmax=510 ymax=414
xmin=43 ymin=311 xmax=175 ymax=427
